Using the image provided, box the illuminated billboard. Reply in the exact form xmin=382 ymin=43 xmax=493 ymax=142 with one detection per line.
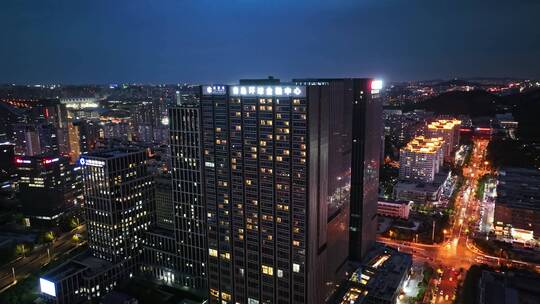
xmin=40 ymin=278 xmax=56 ymax=297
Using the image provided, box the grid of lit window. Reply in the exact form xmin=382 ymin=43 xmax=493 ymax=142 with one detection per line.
xmin=81 ymin=150 xmax=154 ymax=264
xmin=202 ymin=89 xmax=308 ymax=304
xmin=169 ymin=106 xmax=208 ymax=289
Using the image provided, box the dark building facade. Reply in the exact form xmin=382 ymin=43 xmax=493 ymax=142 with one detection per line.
xmin=30 ymin=99 xmax=70 ymax=156
xmin=0 ymin=142 xmax=16 ymax=183
xmin=155 ymin=173 xmax=174 ymax=230
xmin=74 ymin=120 xmax=101 ymax=154
xmin=15 ymin=154 xmax=77 ymax=224
xmin=294 ymin=79 xmax=382 ymax=262
xmin=36 ymin=122 xmax=60 ymax=155
xmin=132 ymin=99 xmax=169 ymax=144
xmin=169 ymin=104 xmax=208 ymax=290
xmin=494 ymin=167 xmax=540 ymax=241
xmin=13 ymin=121 xmax=62 ymax=156
xmin=30 ymin=99 xmax=69 ymax=129
xmin=0 ymin=102 xmax=24 ymax=141
xmin=13 ymin=122 xmax=41 ymax=156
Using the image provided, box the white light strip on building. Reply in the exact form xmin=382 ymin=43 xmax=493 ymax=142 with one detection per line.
xmin=230 ymin=85 xmax=305 ymax=97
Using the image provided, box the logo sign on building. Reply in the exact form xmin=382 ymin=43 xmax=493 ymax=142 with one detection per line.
xmin=230 ymin=85 xmax=305 ymax=98
xmin=79 ymin=158 xmax=105 ymax=168
xmin=202 ymin=85 xmax=227 ymax=96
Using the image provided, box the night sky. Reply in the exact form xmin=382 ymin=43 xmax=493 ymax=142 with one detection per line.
xmin=1 ymin=0 xmax=539 ymax=84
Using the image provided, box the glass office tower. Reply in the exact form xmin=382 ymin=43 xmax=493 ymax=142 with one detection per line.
xmin=80 ymin=148 xmax=155 ymax=264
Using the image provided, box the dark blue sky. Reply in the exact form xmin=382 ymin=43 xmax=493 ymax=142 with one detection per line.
xmin=1 ymin=0 xmax=539 ymax=84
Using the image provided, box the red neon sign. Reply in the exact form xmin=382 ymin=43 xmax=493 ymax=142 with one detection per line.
xmin=43 ymin=158 xmax=60 ymax=164
xmin=15 ymin=157 xmax=31 ymax=164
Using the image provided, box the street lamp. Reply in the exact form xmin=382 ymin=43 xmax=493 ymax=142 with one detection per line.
xmin=12 ymin=267 xmax=15 ymax=283
xmin=432 ymin=220 xmax=436 ymax=243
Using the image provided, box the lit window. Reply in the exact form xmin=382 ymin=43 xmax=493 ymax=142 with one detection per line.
xmin=262 ymin=265 xmax=274 ymax=276
xmin=221 ymin=292 xmax=232 ymax=301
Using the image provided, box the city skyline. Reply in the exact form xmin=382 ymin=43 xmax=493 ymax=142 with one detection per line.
xmin=1 ymin=77 xmax=540 ymax=304
xmin=1 ymin=0 xmax=540 ymax=84
xmin=1 ymin=1 xmax=540 ymax=303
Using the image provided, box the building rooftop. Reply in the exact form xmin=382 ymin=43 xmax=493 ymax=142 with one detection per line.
xmin=42 ymin=251 xmax=115 ymax=282
xmin=496 ymin=167 xmax=540 ymax=211
xmin=394 ymin=181 xmax=440 ymax=192
xmin=328 ymin=245 xmax=412 ymax=304
xmin=378 ymin=199 xmax=412 ymax=205
xmin=100 ymin=291 xmax=138 ymax=304
xmin=479 ymin=269 xmax=540 ymax=304
xmin=85 ymin=147 xmax=147 ymax=159
xmin=427 ymin=119 xmax=461 ymax=130
xmin=42 ymin=257 xmax=88 ymax=282
xmin=402 ymin=136 xmax=444 ymax=154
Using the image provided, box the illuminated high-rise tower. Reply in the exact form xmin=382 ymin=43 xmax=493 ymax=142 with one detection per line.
xmin=168 ymin=101 xmax=208 ymax=290
xmin=399 ymin=136 xmax=445 ymax=183
xmin=426 ymin=119 xmax=461 ymax=160
xmin=197 ymin=78 xmax=382 ymax=304
xmin=80 ymin=148 xmax=154 ymax=264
